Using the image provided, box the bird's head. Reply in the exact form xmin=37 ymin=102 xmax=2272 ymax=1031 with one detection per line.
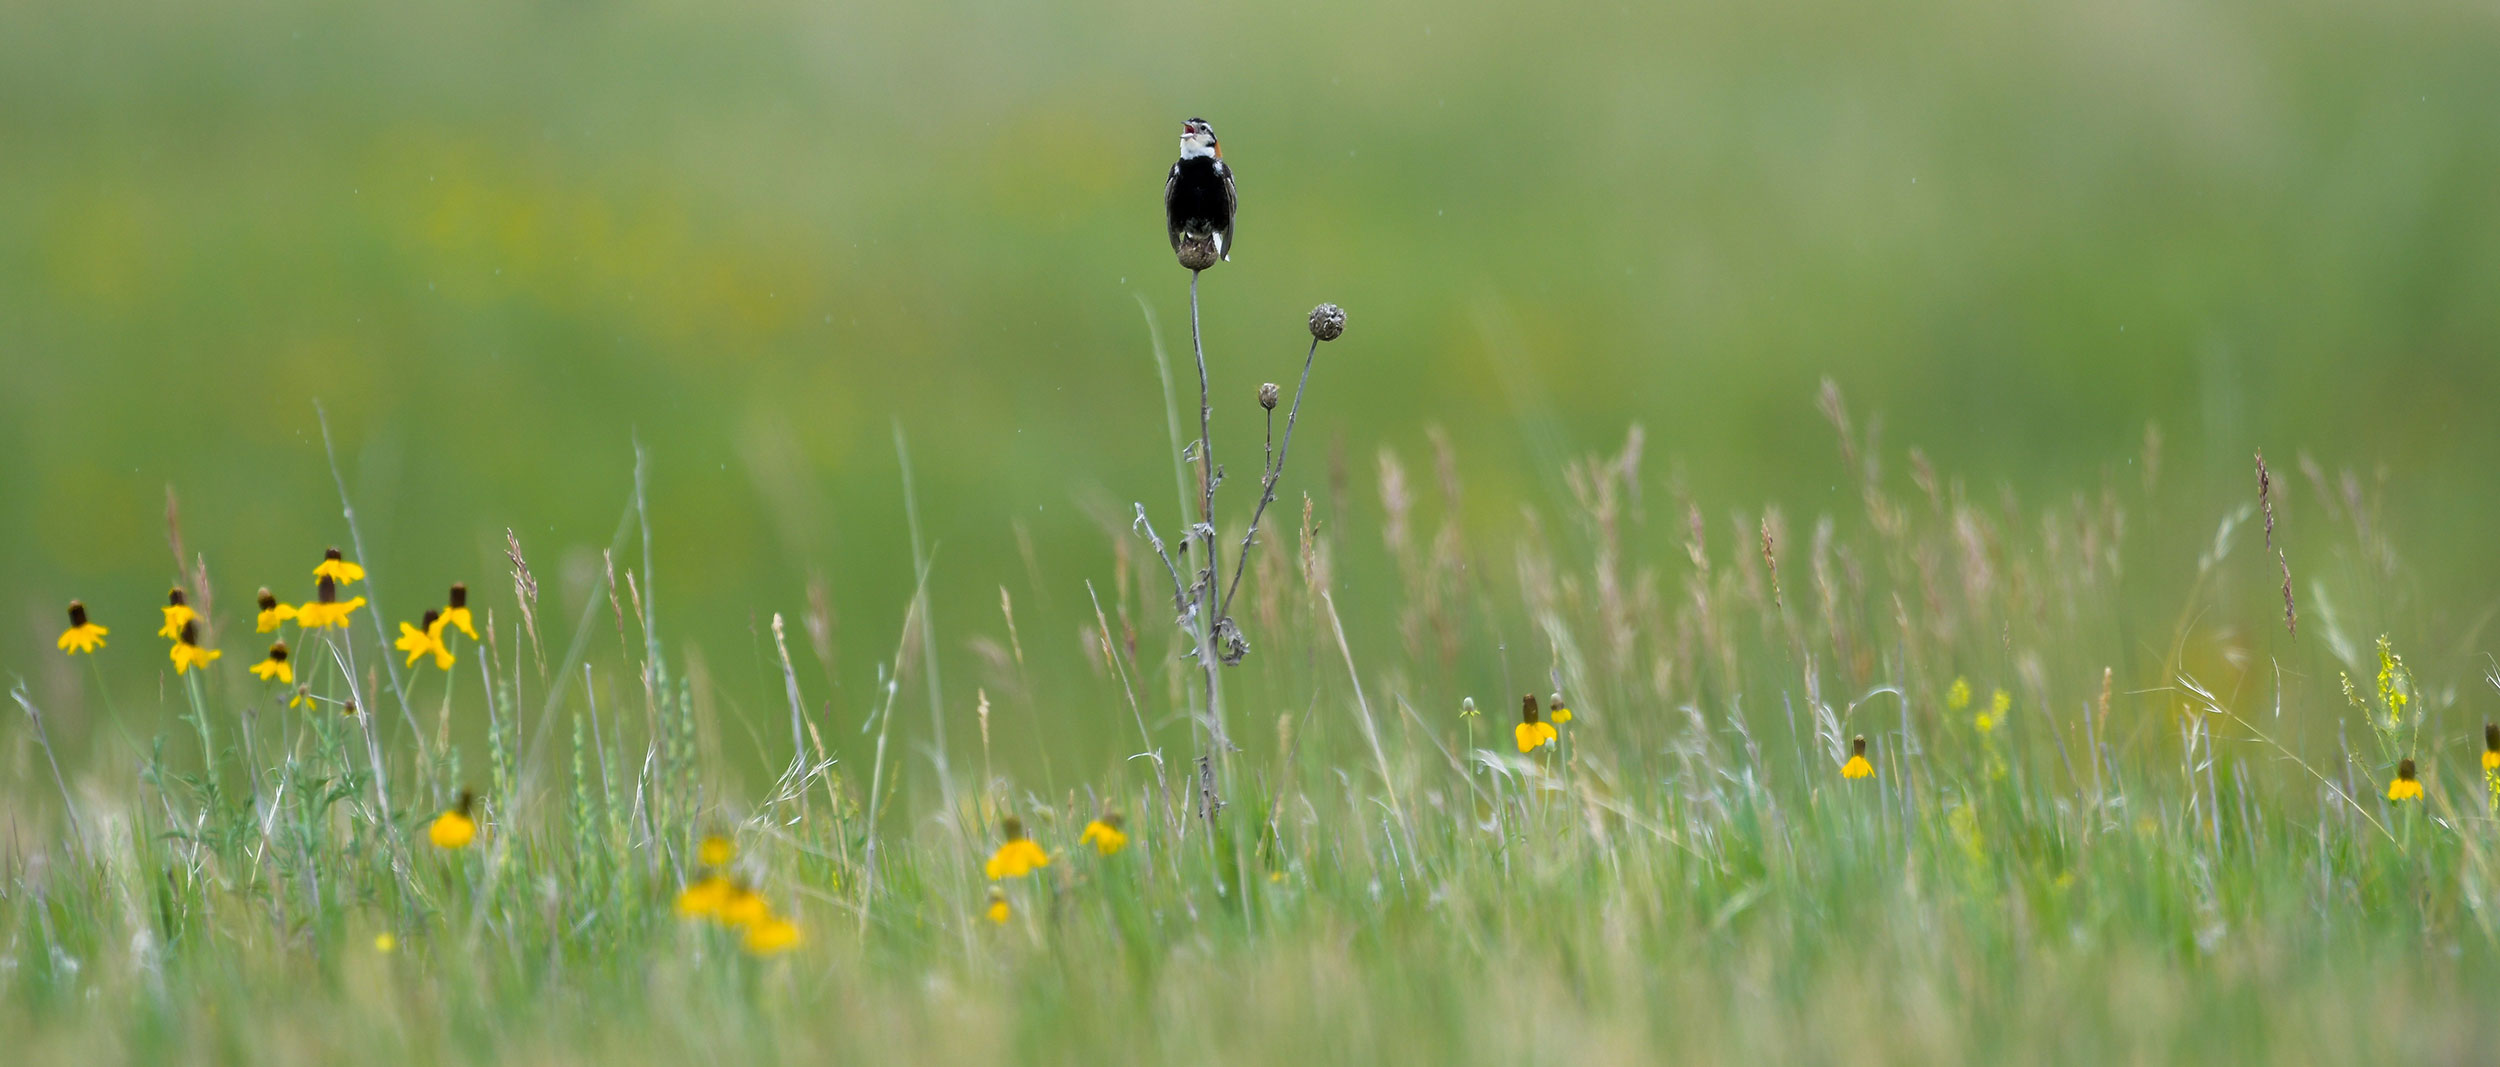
xmin=1180 ymin=118 xmax=1220 ymax=159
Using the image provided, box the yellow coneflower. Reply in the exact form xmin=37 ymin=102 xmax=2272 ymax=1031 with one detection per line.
xmin=698 ymin=833 xmax=736 ymax=868
xmin=2387 ymin=758 xmax=2423 ymax=802
xmin=396 ymin=610 xmax=455 ymax=670
xmin=1514 ymin=695 xmax=1557 ymax=754
xmin=296 ymin=575 xmax=367 ymax=630
xmin=675 ymin=874 xmax=733 ymax=919
xmin=56 ymin=601 xmax=108 ymax=654
xmin=169 ymin=620 xmax=222 ymax=674
xmin=1079 ymin=813 xmax=1129 ymax=856
xmin=742 ymin=915 xmax=803 ymax=956
xmin=984 ymin=887 xmax=1011 ymax=925
xmin=288 ymin=685 xmax=312 ymax=710
xmin=2484 ymin=724 xmax=2499 ymax=814
xmin=437 ymin=582 xmax=479 ymax=641
xmin=254 ymin=588 xmax=297 ymax=633
xmin=313 ymin=546 xmax=365 ymax=586
xmin=985 ymin=817 xmax=1051 ymax=880
xmin=719 ymin=885 xmax=772 ymax=928
xmin=249 ymin=642 xmax=293 ymax=685
xmin=429 ymin=790 xmax=478 ymax=849
xmin=1549 ymin=692 xmax=1573 ymax=725
xmin=158 ymin=588 xmax=197 ymax=639
xmin=1842 ymin=735 xmax=1874 ymax=780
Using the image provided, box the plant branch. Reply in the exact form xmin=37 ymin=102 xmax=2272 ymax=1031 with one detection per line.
xmin=1218 ymin=335 xmax=1321 ymax=622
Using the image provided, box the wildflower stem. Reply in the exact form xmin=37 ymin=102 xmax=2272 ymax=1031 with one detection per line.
xmin=1134 ymin=293 xmax=1198 ymax=566
xmin=183 ymin=670 xmax=221 ymax=817
xmin=1218 ymin=335 xmax=1322 ymax=625
xmin=1187 ymin=269 xmax=1232 ymax=772
xmin=11 ymin=684 xmax=85 ymax=861
xmin=1192 ymin=269 xmax=1215 ymax=530
xmin=314 ymin=400 xmax=425 ymax=762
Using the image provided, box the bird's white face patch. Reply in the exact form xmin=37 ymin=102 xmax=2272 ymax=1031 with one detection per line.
xmin=1179 ymin=122 xmax=1219 ymax=158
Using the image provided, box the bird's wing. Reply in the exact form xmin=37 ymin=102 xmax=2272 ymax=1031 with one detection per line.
xmin=1164 ymin=160 xmax=1184 ymax=246
xmin=1217 ymin=159 xmax=1237 ymax=257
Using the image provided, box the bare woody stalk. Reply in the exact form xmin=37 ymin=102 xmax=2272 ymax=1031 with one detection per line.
xmin=1133 ymin=244 xmax=1343 ymax=826
xmin=1218 ymin=308 xmax=1337 ymax=622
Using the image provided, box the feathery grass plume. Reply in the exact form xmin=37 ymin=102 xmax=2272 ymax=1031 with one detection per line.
xmin=570 ymin=710 xmax=599 ymax=894
xmin=484 ymin=664 xmax=518 ymax=859
xmin=2256 ymin=450 xmax=2297 ymax=635
xmin=503 ymin=528 xmax=547 ymax=680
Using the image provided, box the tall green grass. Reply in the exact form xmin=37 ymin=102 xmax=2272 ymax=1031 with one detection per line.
xmin=7 ymin=378 xmax=2497 ymax=1064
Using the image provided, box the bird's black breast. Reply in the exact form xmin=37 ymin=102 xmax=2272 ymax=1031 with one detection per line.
xmin=1165 ymin=157 xmax=1234 ymax=231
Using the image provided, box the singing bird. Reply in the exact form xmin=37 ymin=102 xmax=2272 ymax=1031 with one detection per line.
xmin=1164 ymin=117 xmax=1236 ymax=266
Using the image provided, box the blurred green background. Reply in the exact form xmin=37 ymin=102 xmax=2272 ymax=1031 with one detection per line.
xmin=5 ymin=0 xmax=2497 ymax=775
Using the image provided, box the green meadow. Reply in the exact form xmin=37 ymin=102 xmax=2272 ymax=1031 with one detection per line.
xmin=6 ymin=0 xmax=2500 ymax=1062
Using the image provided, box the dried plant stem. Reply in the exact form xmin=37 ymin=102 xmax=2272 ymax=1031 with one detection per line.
xmin=1188 ymin=271 xmax=1232 ymax=772
xmin=1219 ymin=335 xmax=1320 ymax=621
xmin=1193 ymin=270 xmax=1217 ymax=529
xmin=13 ymin=684 xmax=84 ymax=860
xmin=315 ymin=401 xmax=426 ymax=766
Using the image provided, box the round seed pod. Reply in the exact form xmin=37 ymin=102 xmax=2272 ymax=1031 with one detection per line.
xmin=1308 ymin=303 xmax=1346 ymax=341
xmin=1175 ymin=232 xmax=1221 ymax=271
